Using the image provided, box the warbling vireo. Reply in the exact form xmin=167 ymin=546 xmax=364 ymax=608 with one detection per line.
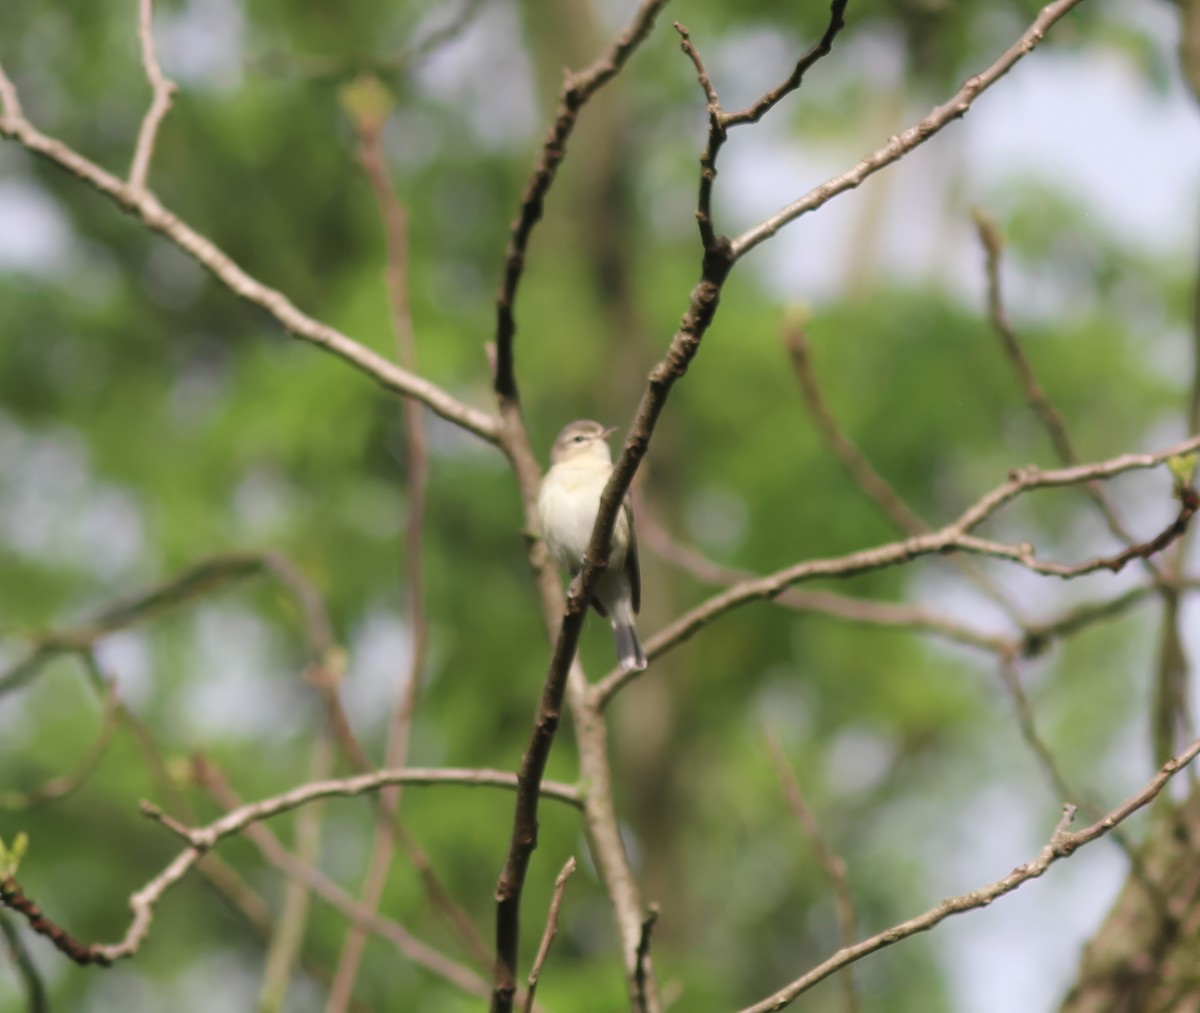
xmin=538 ymin=420 xmax=647 ymax=673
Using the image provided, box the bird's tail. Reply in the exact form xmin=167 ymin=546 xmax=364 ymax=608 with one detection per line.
xmin=612 ymin=613 xmax=647 ymax=674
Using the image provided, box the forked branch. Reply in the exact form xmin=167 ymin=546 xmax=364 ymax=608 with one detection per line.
xmin=128 ymin=0 xmax=177 ymax=191
xmin=731 ymin=0 xmax=1087 ymax=260
xmin=595 ymin=436 xmax=1200 ymax=707
xmin=0 ymin=67 xmax=500 ymax=444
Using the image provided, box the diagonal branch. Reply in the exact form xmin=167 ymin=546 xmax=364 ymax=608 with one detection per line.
xmin=0 ymin=67 xmax=499 ymax=444
xmin=1 ymin=683 xmax=120 ymax=810
xmin=739 ymin=734 xmax=1200 ymax=1012
xmin=639 ymin=489 xmax=1172 ymax=667
xmin=1 ymin=551 xmax=332 ymax=697
xmin=0 ymin=911 xmax=47 ymax=1013
xmin=991 ymin=658 xmax=1148 ymax=875
xmin=635 ymin=488 xmax=1016 ymax=655
xmin=722 ymin=0 xmax=849 ymax=127
xmin=783 ymin=320 xmax=925 ymax=534
xmin=17 ymin=763 xmax=579 ymax=974
xmin=492 ymin=0 xmax=668 ymax=403
xmin=403 ymin=0 xmax=489 ymax=69
xmin=327 ymin=75 xmax=439 ymax=1012
xmin=764 ymin=728 xmax=858 ymax=1013
xmin=192 ymin=763 xmax=493 ymax=1002
xmin=782 ymin=316 xmax=1027 ymax=625
xmin=0 ymin=877 xmax=113 ymax=968
xmin=128 ymin=0 xmax=177 ymax=191
xmin=522 ymin=857 xmax=576 ymax=1013
xmin=492 ymin=236 xmax=737 ymax=1011
xmin=675 ymin=0 xmax=848 ymax=248
xmin=972 ymin=211 xmax=1161 ymax=573
xmin=973 ymin=210 xmax=1193 ymax=767
xmin=996 ymin=657 xmax=1092 ymax=813
xmin=594 ymin=436 xmax=1200 ymax=707
xmin=973 ymin=212 xmax=1078 ymax=467
xmin=731 ymin=0 xmax=1087 ymax=261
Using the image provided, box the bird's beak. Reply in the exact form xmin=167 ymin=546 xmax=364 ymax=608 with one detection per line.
xmin=601 ymin=426 xmax=619 ymax=440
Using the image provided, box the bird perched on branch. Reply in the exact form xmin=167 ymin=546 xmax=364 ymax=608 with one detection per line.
xmin=538 ymin=420 xmax=647 ymax=673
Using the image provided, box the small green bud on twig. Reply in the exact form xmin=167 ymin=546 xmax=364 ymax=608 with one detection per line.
xmin=1168 ymin=454 xmax=1197 ymax=493
xmin=0 ymin=832 xmax=29 ymax=878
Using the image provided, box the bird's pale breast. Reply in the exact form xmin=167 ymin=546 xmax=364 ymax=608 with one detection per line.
xmin=539 ymin=460 xmax=629 ymax=570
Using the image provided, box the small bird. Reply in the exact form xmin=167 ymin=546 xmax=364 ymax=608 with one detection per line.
xmin=538 ymin=420 xmax=647 ymax=673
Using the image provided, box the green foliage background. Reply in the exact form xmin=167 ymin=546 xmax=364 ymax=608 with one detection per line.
xmin=0 ymin=0 xmax=1194 ymax=1010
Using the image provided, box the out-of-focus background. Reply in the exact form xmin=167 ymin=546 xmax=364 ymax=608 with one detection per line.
xmin=1 ymin=0 xmax=1198 ymax=1010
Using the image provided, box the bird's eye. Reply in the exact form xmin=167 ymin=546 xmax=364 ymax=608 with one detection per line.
xmin=573 ymin=435 xmax=585 ymax=443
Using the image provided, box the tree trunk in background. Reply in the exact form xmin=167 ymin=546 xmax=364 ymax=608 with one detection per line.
xmin=1060 ymin=790 xmax=1200 ymax=1012
xmin=1061 ymin=11 xmax=1200 ymax=1008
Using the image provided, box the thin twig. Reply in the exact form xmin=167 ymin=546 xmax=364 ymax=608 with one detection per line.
xmin=327 ymin=78 xmax=436 ymax=1013
xmin=523 ymin=857 xmax=577 ymax=1013
xmin=674 ymin=0 xmax=848 ymax=248
xmin=973 ymin=212 xmax=1078 ymax=468
xmin=731 ymin=0 xmax=1087 ymax=261
xmin=1 ymin=682 xmax=119 ymax=809
xmin=720 ymin=0 xmax=849 ymax=127
xmin=781 ymin=317 xmax=1027 ymax=625
xmin=77 ymin=652 xmax=285 ymax=945
xmin=673 ymin=23 xmax=724 ymax=249
xmin=739 ymin=734 xmax=1200 ymax=1012
xmin=0 ymin=877 xmax=113 ymax=967
xmin=492 ymin=0 xmax=668 ymax=404
xmin=635 ymin=487 xmax=1016 ymax=655
xmin=992 ymin=657 xmax=1143 ymax=862
xmin=764 ymin=728 xmax=858 ymax=1013
xmin=0 ymin=65 xmax=499 ymax=444
xmin=192 ymin=763 xmax=492 ymax=1001
xmin=996 ymin=658 xmax=1088 ymax=812
xmin=402 ymin=0 xmax=488 ymax=68
xmin=270 ymin=549 xmax=492 ymax=982
xmin=972 ymin=210 xmax=1165 ymax=586
xmin=258 ymin=736 xmax=333 ymax=1013
xmin=783 ymin=321 xmax=926 ymax=534
xmin=638 ymin=495 xmax=1184 ymax=661
xmin=0 ymin=762 xmax=576 ymax=977
xmin=1 ymin=552 xmax=332 ymax=697
xmin=128 ymin=0 xmax=177 ymax=191
xmin=1018 ymin=584 xmax=1161 ymax=656
xmin=993 ymin=657 xmax=1161 ymax=891
xmin=250 ymin=0 xmax=489 ymax=82
xmin=143 ymin=765 xmax=583 ymax=852
xmin=0 ymin=911 xmax=48 ymax=1012
xmin=593 ymin=436 xmax=1200 ymax=707
xmin=634 ymin=905 xmax=660 ymax=1013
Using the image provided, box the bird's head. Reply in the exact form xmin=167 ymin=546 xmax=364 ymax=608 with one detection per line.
xmin=550 ymin=419 xmax=618 ymax=466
